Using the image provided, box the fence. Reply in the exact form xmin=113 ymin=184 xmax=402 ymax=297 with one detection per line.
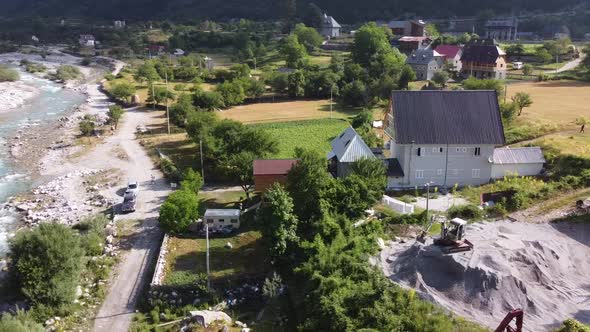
xmin=382 ymin=195 xmax=414 ymax=214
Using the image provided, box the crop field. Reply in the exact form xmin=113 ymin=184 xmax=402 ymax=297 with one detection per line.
xmin=250 ymin=119 xmax=350 ymax=158
xmin=507 ymin=81 xmax=590 ymax=126
xmin=221 ymin=99 xmax=362 ymax=124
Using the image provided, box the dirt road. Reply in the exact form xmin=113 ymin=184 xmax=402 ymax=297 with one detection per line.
xmin=546 ymin=54 xmax=585 ymax=74
xmin=86 ymin=108 xmax=170 ymax=332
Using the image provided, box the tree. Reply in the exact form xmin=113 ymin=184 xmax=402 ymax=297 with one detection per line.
xmin=180 ymin=168 xmax=203 ymax=194
xmin=398 ymin=65 xmax=416 ymax=89
xmin=286 ymin=148 xmax=332 ymax=232
xmin=265 ymin=72 xmax=289 ymax=94
xmin=107 ymin=104 xmax=125 ymax=129
xmin=575 ymin=117 xmax=588 ymax=133
xmin=511 ymin=92 xmax=533 ymax=116
xmin=9 ymin=223 xmax=84 ymax=310
xmin=193 ymin=89 xmax=224 ymax=111
xmin=535 ymin=47 xmax=553 ymax=64
xmin=110 ymin=82 xmax=136 ymax=103
xmin=351 ymin=23 xmax=392 ymax=67
xmin=257 ymin=183 xmax=299 ymax=263
xmin=229 ymin=63 xmax=251 ymax=79
xmin=424 ymin=23 xmax=440 ymax=38
xmin=0 ymin=65 xmax=19 ymax=82
xmin=462 ymin=76 xmax=504 ymax=97
xmin=224 ymin=151 xmax=255 ymax=198
xmin=294 ymin=23 xmax=324 ymax=52
xmin=170 ymin=93 xmax=195 ymax=126
xmin=340 ymin=80 xmax=369 ymax=107
xmin=243 ymin=78 xmax=266 ymax=99
xmin=287 ymin=70 xmax=306 ymax=98
xmin=499 ymin=102 xmax=518 ymax=125
xmin=159 ymin=189 xmax=200 ymax=233
xmin=351 ymin=109 xmax=373 ymax=129
xmin=522 ymin=63 xmax=534 ymax=75
xmin=432 ymin=71 xmax=449 ymax=87
xmin=216 ymin=80 xmax=246 ymax=106
xmin=147 ymin=85 xmax=176 ymax=106
xmin=506 ymin=44 xmax=525 ymax=57
xmin=135 ymin=61 xmax=160 ymax=82
xmin=79 ymin=120 xmax=95 ymax=136
xmin=303 ymin=3 xmax=323 ymax=29
xmin=280 ymin=34 xmax=308 ymax=68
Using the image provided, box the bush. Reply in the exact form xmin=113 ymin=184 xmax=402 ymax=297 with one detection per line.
xmin=0 ymin=311 xmax=44 ymax=332
xmin=555 ymin=319 xmax=590 ymax=332
xmin=0 ymin=65 xmax=19 ymax=82
xmin=55 ymin=65 xmax=81 ymax=81
xmin=104 ymin=73 xmax=116 ymax=81
xmin=386 ymin=211 xmax=427 ymax=225
xmin=9 ymin=223 xmax=84 ymax=312
xmin=159 ymin=189 xmax=200 ymax=233
xmin=447 ymin=204 xmax=483 ymax=220
xmin=159 ymin=158 xmax=182 ymax=183
xmin=79 ymin=120 xmax=95 ymax=136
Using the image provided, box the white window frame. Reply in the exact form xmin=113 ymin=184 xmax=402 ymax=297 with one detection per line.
xmin=415 ymin=170 xmax=424 ymax=179
xmin=472 ymin=169 xmax=481 ymax=178
xmin=432 ymin=147 xmax=438 ymax=153
xmin=462 ymin=147 xmax=467 ymax=152
xmin=455 ymin=147 xmax=461 ymax=153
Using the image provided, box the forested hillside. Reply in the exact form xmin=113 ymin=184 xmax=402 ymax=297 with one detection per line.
xmin=0 ymin=0 xmax=585 ymax=23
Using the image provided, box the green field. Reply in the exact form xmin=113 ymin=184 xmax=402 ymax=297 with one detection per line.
xmin=250 ymin=118 xmax=350 ymax=158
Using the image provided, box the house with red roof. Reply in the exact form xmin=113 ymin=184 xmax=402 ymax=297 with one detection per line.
xmin=253 ymin=159 xmax=298 ymax=193
xmin=434 ymin=44 xmax=463 ymax=72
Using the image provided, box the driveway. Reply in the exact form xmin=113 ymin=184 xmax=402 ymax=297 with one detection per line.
xmin=545 ymin=54 xmax=585 ymax=74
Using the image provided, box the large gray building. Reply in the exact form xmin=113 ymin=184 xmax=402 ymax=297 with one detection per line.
xmin=385 ymin=90 xmax=507 ymax=188
xmin=406 ymin=49 xmax=445 ymax=80
xmin=485 ymin=18 xmax=518 ymax=41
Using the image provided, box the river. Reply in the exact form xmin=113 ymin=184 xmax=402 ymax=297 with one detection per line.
xmin=0 ymin=68 xmax=85 ymax=255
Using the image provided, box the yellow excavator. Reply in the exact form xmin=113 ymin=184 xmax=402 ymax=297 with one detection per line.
xmin=417 ymin=215 xmax=474 ymax=254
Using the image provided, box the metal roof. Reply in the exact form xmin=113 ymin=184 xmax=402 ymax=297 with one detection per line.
xmin=253 ymin=159 xmax=298 ymax=176
xmin=434 ymin=45 xmax=462 ymax=59
xmin=461 ymin=39 xmax=506 ymax=63
xmin=390 ymin=90 xmax=505 ymax=145
xmin=323 ymin=14 xmax=341 ymax=28
xmin=329 ymin=127 xmax=375 ymax=162
xmin=204 ymin=209 xmax=241 ymax=218
xmin=491 ymin=147 xmax=545 ymax=164
xmin=406 ymin=49 xmax=443 ymax=65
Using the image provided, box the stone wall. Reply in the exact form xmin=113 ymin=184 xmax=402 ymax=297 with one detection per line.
xmin=150 ymin=233 xmax=169 ymax=286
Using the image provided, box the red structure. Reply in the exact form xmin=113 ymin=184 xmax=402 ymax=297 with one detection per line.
xmin=253 ymin=159 xmax=298 ymax=193
xmin=495 ymin=309 xmax=524 ymax=332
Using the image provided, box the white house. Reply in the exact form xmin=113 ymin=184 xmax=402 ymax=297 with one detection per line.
xmin=320 ymin=13 xmax=341 ymax=38
xmin=79 ymin=34 xmax=96 ymax=47
xmin=491 ymin=147 xmax=545 ymax=178
xmin=405 ymin=49 xmax=445 ymax=80
xmin=385 ymin=90 xmax=544 ymax=189
xmin=434 ymin=44 xmax=463 ymax=72
xmin=204 ymin=209 xmax=241 ymax=229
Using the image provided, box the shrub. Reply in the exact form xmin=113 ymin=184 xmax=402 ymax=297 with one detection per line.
xmin=447 ymin=204 xmax=483 ymax=220
xmin=55 ymin=65 xmax=81 ymax=81
xmin=79 ymin=120 xmax=95 ymax=136
xmin=9 ymin=223 xmax=84 ymax=312
xmin=160 ymin=158 xmax=182 ymax=183
xmin=0 ymin=65 xmax=19 ymax=82
xmin=386 ymin=211 xmax=427 ymax=225
xmin=159 ymin=189 xmax=200 ymax=233
xmin=555 ymin=319 xmax=590 ymax=332
xmin=0 ymin=311 xmax=44 ymax=332
xmin=104 ymin=73 xmax=116 ymax=81
xmin=82 ymin=232 xmax=104 ymax=256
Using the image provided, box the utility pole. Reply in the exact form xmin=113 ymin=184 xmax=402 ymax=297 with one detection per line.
xmin=205 ymin=223 xmax=210 ymax=291
xmin=504 ymin=81 xmax=508 ymax=104
xmin=164 ymin=69 xmax=170 ymax=135
xmin=199 ymin=138 xmax=205 ymax=181
xmin=330 ymin=85 xmax=334 ymax=119
xmin=151 ymin=81 xmax=156 ymax=111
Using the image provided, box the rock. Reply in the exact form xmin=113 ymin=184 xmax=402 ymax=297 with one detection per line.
xmin=171 ymin=291 xmax=178 ymax=298
xmin=189 ymin=310 xmax=232 ymax=327
xmin=235 ymin=321 xmax=245 ymax=327
xmin=377 ymin=237 xmax=385 ymax=250
xmin=241 ymin=328 xmax=251 ymax=332
xmin=76 ymin=286 xmax=83 ymax=298
xmin=160 ymin=313 xmax=166 ymax=321
xmin=193 ymin=298 xmax=201 ymax=305
xmin=225 ymin=242 xmax=233 ymax=249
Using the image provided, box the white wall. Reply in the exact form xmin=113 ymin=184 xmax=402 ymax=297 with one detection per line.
xmin=491 ymin=163 xmax=544 ymax=179
xmin=382 ymin=195 xmax=414 ymax=214
xmin=204 ymin=216 xmax=240 ymax=229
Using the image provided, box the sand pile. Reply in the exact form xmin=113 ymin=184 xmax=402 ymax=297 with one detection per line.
xmin=378 ymin=220 xmax=590 ymax=331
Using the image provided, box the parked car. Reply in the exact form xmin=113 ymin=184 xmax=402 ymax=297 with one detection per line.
xmin=121 ymin=191 xmax=137 ymax=213
xmin=126 ymin=180 xmax=139 ymax=195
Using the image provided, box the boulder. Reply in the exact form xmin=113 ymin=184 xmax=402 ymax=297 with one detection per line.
xmin=189 ymin=310 xmax=232 ymax=327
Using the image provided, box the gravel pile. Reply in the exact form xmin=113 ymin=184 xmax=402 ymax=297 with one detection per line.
xmin=378 ymin=220 xmax=590 ymax=331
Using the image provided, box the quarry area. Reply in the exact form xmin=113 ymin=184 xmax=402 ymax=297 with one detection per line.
xmin=376 ymin=220 xmax=590 ymax=331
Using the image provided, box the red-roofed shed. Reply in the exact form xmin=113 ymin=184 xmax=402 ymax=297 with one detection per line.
xmin=253 ymin=159 xmax=298 ymax=193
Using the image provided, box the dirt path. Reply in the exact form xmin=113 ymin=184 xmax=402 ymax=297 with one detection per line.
xmin=85 ymin=108 xmax=171 ymax=332
xmin=546 ymin=54 xmax=585 ymax=74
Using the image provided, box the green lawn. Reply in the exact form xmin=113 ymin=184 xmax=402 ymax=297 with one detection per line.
xmin=250 ymin=118 xmax=350 ymax=158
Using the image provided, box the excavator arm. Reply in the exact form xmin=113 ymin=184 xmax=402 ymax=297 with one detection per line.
xmin=495 ymin=309 xmax=524 ymax=332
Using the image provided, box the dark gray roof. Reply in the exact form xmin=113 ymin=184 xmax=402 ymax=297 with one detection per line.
xmin=329 ymin=127 xmax=375 ymax=162
xmin=390 ymin=90 xmax=505 ymax=145
xmin=406 ymin=49 xmax=443 ymax=65
xmin=461 ymin=39 xmax=505 ymax=63
xmin=492 ymin=147 xmax=545 ymax=164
